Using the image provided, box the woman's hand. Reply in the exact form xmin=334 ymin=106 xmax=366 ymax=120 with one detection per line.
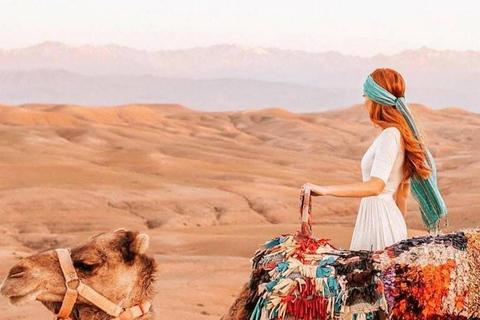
xmin=301 ymin=183 xmax=329 ymax=196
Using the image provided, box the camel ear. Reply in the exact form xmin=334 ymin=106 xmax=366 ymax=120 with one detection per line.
xmin=130 ymin=233 xmax=149 ymax=255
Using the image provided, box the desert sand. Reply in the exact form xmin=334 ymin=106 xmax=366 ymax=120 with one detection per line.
xmin=0 ymin=103 xmax=479 ymax=319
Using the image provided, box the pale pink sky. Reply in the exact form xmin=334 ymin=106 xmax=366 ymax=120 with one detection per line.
xmin=1 ymin=0 xmax=478 ymax=56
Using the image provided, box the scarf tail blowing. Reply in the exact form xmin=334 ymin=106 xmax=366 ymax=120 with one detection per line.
xmin=363 ymin=75 xmax=448 ymax=232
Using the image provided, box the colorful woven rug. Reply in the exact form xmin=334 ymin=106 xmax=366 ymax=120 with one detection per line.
xmin=246 ymin=229 xmax=480 ymax=320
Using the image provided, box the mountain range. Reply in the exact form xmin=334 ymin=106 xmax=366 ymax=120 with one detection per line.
xmin=0 ymin=42 xmax=479 ymax=112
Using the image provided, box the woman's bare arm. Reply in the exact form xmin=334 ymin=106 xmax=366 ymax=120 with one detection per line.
xmin=395 ymin=179 xmax=410 ymax=217
xmin=309 ymin=177 xmax=386 ymax=198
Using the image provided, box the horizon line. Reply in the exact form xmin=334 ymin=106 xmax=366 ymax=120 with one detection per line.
xmin=2 ymin=40 xmax=480 ymax=59
xmin=1 ymin=102 xmax=476 ymax=115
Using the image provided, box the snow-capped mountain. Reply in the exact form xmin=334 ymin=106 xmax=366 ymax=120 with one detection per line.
xmin=0 ymin=42 xmax=479 ymax=111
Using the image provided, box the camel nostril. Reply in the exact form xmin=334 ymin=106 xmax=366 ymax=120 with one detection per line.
xmin=8 ymin=266 xmax=27 ymax=279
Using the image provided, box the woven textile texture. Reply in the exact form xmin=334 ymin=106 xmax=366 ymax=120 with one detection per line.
xmin=246 ymin=229 xmax=480 ymax=320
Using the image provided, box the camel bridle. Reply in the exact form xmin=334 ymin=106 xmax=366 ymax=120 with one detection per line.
xmin=54 ymin=248 xmax=151 ymax=320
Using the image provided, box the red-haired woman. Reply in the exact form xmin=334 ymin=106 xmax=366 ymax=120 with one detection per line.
xmin=301 ymin=68 xmax=447 ymax=251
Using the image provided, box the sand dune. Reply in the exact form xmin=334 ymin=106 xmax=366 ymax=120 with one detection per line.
xmin=0 ymin=103 xmax=479 ymax=319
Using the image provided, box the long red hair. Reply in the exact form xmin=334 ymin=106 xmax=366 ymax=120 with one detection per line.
xmin=367 ymin=68 xmax=432 ymax=182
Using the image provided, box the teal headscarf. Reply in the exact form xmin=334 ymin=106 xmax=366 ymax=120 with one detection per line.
xmin=363 ymin=74 xmax=448 ymax=232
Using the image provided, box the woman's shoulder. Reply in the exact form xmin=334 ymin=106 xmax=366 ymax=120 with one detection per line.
xmin=373 ymin=126 xmax=402 ymax=148
xmin=380 ymin=126 xmax=401 ymax=139
xmin=382 ymin=126 xmax=401 ymax=134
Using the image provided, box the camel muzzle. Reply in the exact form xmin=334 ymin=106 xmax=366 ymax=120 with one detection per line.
xmin=7 ymin=265 xmax=27 ymax=279
xmin=0 ymin=264 xmax=41 ymax=306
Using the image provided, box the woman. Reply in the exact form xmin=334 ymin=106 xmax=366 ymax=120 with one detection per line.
xmin=301 ymin=68 xmax=448 ymax=251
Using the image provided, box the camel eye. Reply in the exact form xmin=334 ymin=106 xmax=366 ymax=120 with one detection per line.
xmin=74 ymin=261 xmax=96 ymax=273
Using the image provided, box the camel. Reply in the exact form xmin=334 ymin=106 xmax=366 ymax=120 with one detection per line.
xmin=221 ymin=189 xmax=480 ymax=320
xmin=0 ymin=229 xmax=157 ymax=320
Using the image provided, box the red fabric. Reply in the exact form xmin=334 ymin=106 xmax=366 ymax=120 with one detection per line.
xmin=281 ymin=278 xmax=329 ymax=320
xmin=286 ymin=295 xmax=329 ymax=320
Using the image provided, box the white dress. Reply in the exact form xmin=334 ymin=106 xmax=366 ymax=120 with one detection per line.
xmin=349 ymin=126 xmax=408 ymax=251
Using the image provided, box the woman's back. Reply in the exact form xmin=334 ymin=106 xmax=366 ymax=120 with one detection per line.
xmin=361 ymin=126 xmax=405 ymax=195
xmin=350 ymin=126 xmax=408 ymax=251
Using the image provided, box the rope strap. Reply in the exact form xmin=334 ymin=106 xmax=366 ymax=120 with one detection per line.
xmin=299 ymin=188 xmax=313 ymax=236
xmin=114 ymin=302 xmax=152 ymax=320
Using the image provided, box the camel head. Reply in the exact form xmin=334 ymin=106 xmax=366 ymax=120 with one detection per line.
xmin=0 ymin=229 xmax=157 ymax=319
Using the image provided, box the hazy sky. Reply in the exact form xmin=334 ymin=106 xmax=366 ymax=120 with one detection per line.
xmin=1 ymin=0 xmax=478 ymax=56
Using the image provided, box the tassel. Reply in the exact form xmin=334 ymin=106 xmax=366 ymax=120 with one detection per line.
xmin=355 ymin=313 xmax=367 ymax=320
xmin=249 ymin=297 xmax=264 ymax=320
xmin=259 ymin=306 xmax=269 ymax=320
